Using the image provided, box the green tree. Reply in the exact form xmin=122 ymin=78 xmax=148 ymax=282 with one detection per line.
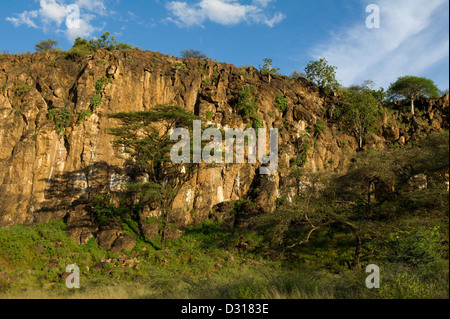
xmin=259 ymin=58 xmax=280 ymax=84
xmin=338 ymin=86 xmax=380 ymax=149
xmin=35 ymin=39 xmax=59 ymax=52
xmin=388 ymin=76 xmax=440 ymax=115
xmin=89 ymin=31 xmax=133 ymax=50
xmin=180 ymin=49 xmax=208 ymax=60
xmin=304 ymin=58 xmax=339 ymax=93
xmin=108 ymin=105 xmax=201 ymax=250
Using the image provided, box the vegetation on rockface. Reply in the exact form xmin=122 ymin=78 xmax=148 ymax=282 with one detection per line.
xmin=78 ymin=76 xmax=112 ymax=123
xmin=236 ymin=85 xmax=264 ymax=130
xmin=275 ymin=92 xmax=288 ymax=113
xmin=48 ymin=107 xmax=71 ymax=135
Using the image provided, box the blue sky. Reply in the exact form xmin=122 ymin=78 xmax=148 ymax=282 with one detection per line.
xmin=1 ymin=0 xmax=449 ymax=90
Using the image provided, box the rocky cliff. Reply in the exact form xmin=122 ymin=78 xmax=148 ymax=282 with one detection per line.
xmin=0 ymin=49 xmax=448 ymax=246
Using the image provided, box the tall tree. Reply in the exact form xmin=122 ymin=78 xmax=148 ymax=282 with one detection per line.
xmin=338 ymin=86 xmax=381 ymax=149
xmin=388 ymin=76 xmax=440 ymax=115
xmin=108 ymin=105 xmax=201 ymax=250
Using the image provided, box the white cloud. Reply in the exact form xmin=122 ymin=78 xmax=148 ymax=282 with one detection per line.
xmin=39 ymin=0 xmax=67 ymax=26
xmin=64 ymin=13 xmax=100 ymax=41
xmin=6 ymin=10 xmax=39 ymax=28
xmin=5 ymin=0 xmax=108 ymax=41
xmin=311 ymin=0 xmax=449 ymax=89
xmin=166 ymin=0 xmax=285 ymax=28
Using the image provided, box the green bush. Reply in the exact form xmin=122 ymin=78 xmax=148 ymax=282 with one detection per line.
xmin=92 ymin=194 xmax=119 ymax=225
xmin=78 ymin=109 xmax=93 ymax=123
xmin=48 ymin=107 xmax=71 ymax=134
xmin=16 ymin=83 xmax=32 ymax=95
xmin=205 ymin=111 xmax=214 ymax=120
xmin=67 ymin=32 xmax=133 ymax=58
xmin=382 ymin=227 xmax=444 ymax=265
xmin=236 ymin=85 xmax=263 ymax=130
xmin=275 ymin=93 xmax=288 ymax=113
xmin=314 ymin=119 xmax=327 ymax=135
xmin=89 ymin=76 xmax=112 ymax=111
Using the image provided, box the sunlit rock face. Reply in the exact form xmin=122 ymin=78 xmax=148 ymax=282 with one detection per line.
xmin=0 ymin=49 xmax=448 ymax=230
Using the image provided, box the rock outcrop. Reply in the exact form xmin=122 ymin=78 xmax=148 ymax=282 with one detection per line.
xmin=0 ymin=49 xmax=448 ymax=243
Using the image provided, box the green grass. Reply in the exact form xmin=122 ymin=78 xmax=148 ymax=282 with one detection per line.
xmin=0 ymin=217 xmax=447 ymax=299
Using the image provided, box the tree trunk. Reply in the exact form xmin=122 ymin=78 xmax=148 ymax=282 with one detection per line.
xmin=411 ymin=98 xmax=415 ymax=115
xmin=160 ymin=208 xmax=167 ymax=250
xmin=161 ymin=229 xmax=167 ymax=250
xmin=352 ymin=234 xmax=362 ymax=270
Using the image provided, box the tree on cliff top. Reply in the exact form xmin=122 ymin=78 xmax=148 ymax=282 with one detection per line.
xmin=388 ymin=76 xmax=440 ymax=115
xmin=180 ymin=49 xmax=208 ymax=60
xmin=35 ymin=39 xmax=59 ymax=52
xmin=68 ymin=32 xmax=133 ymax=56
xmin=108 ymin=105 xmax=201 ymax=250
xmin=259 ymin=58 xmax=280 ymax=84
xmin=304 ymin=58 xmax=340 ymax=94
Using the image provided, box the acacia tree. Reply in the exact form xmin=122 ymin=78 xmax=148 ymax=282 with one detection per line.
xmin=252 ymin=131 xmax=449 ymax=270
xmin=35 ymin=39 xmax=59 ymax=52
xmin=388 ymin=76 xmax=440 ymax=115
xmin=339 ymin=86 xmax=380 ymax=149
xmin=252 ymin=169 xmax=367 ymax=269
xmin=108 ymin=105 xmax=201 ymax=250
xmin=180 ymin=49 xmax=208 ymax=60
xmin=304 ymin=58 xmax=339 ymax=93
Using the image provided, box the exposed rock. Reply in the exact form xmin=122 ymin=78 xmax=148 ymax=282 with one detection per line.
xmin=210 ymin=201 xmax=235 ymax=226
xmin=97 ymin=220 xmax=123 ymax=250
xmin=91 ymin=261 xmax=107 ymax=270
xmin=110 ymin=235 xmax=136 ymax=253
xmin=0 ymin=50 xmax=448 ymax=243
xmin=141 ymin=222 xmax=159 ymax=241
xmin=66 ymin=204 xmax=98 ymax=245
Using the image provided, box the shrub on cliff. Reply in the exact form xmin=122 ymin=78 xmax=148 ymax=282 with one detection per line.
xmin=67 ymin=32 xmax=133 ymax=57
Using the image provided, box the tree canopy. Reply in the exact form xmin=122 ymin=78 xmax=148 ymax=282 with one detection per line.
xmin=304 ymin=58 xmax=340 ymax=93
xmin=68 ymin=32 xmax=133 ymax=57
xmin=108 ymin=105 xmax=201 ymax=250
xmin=388 ymin=76 xmax=441 ymax=115
xmin=35 ymin=39 xmax=59 ymax=52
xmin=338 ymin=85 xmax=381 ymax=149
xmin=180 ymin=49 xmax=208 ymax=60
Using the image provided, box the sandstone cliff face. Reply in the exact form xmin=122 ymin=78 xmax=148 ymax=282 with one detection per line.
xmin=0 ymin=49 xmax=448 ymax=239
